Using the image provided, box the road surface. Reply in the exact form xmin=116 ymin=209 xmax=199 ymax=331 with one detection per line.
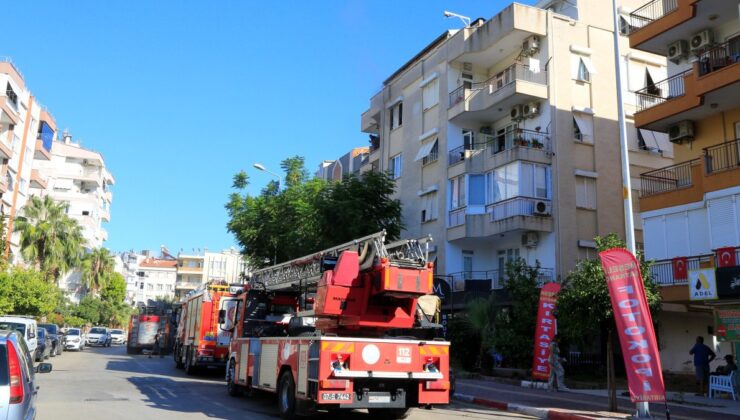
xmin=35 ymin=345 xmax=532 ymax=420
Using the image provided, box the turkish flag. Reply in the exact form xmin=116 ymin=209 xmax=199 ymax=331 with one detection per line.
xmin=672 ymin=257 xmax=688 ymax=280
xmin=716 ymin=247 xmax=737 ymax=268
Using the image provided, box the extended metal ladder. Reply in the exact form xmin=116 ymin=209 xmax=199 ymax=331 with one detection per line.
xmin=248 ymin=231 xmax=431 ymax=291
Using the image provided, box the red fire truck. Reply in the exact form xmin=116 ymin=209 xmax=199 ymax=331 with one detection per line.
xmin=127 ymin=310 xmax=172 ymax=355
xmin=173 ymin=283 xmax=241 ymax=374
xmin=224 ymin=231 xmax=449 ymax=419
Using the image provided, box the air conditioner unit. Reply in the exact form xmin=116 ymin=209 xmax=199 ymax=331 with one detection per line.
xmin=522 ymin=36 xmax=540 ymax=57
xmin=533 ymin=200 xmax=552 ymax=216
xmin=668 ymin=120 xmax=694 ymax=144
xmin=521 ymin=231 xmax=540 ymax=248
xmin=510 ymin=104 xmax=525 ymax=121
xmin=690 ymin=29 xmax=713 ymax=51
xmin=523 ymin=101 xmax=541 ymax=118
xmin=667 ymin=40 xmax=689 ymax=64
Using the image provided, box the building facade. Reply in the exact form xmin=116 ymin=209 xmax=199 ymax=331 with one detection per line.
xmin=315 ymin=147 xmax=370 ymax=181
xmin=175 ymin=254 xmax=204 ymax=298
xmin=359 ymin=0 xmax=673 ymax=298
xmin=629 ymin=0 xmax=739 ymax=371
xmin=0 ymin=59 xmax=55 ymax=260
xmin=136 ymin=257 xmax=177 ymax=304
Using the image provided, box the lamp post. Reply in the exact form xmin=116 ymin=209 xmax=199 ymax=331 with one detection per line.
xmin=253 ymin=163 xmax=283 ymax=190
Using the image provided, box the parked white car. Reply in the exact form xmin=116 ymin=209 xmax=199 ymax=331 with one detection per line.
xmin=0 ymin=316 xmax=38 ymax=355
xmin=86 ymin=327 xmax=111 ymax=347
xmin=109 ymin=329 xmax=126 ymax=345
xmin=63 ymin=328 xmax=85 ymax=351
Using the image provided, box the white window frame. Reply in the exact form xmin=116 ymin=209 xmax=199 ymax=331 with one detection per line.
xmin=422 ymin=78 xmax=439 ymax=111
xmin=421 ymin=192 xmax=438 ymax=223
xmin=390 ymin=102 xmax=403 ymax=130
xmin=450 ymin=176 xmax=466 ymax=210
xmin=575 ymin=175 xmax=597 ymax=210
xmin=573 ymin=112 xmax=594 ymax=143
xmin=390 ymin=154 xmax=402 ymax=179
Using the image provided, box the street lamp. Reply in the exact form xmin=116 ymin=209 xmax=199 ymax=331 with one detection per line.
xmin=253 ymin=163 xmax=283 ymax=190
xmin=443 ymin=10 xmax=471 ymax=27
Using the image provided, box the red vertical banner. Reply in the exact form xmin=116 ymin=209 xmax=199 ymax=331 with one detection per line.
xmin=600 ymin=248 xmax=666 ymax=402
xmin=672 ymin=257 xmax=688 ymax=280
xmin=716 ymin=247 xmax=737 ymax=268
xmin=531 ymin=282 xmax=561 ymax=381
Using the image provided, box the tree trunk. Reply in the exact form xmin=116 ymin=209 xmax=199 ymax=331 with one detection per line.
xmin=607 ymin=331 xmax=617 ymax=411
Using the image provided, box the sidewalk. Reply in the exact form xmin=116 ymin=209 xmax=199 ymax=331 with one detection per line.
xmin=455 ymin=377 xmax=740 ymax=420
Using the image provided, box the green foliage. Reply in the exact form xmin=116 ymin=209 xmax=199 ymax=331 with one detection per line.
xmin=447 ymin=316 xmax=482 ymax=371
xmin=61 ymin=315 xmax=87 ymax=328
xmin=557 ymin=234 xmax=661 ymax=349
xmin=491 ymin=259 xmax=543 ymax=368
xmin=0 ymin=268 xmax=60 ymax=316
xmin=100 ymin=272 xmax=126 ymax=303
xmin=14 ymin=196 xmax=84 ymax=282
xmin=226 ymin=157 xmax=403 ymax=265
xmin=81 ymin=248 xmax=115 ymax=295
xmin=74 ymin=295 xmax=134 ymax=327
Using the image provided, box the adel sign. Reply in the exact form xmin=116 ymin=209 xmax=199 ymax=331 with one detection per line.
xmin=688 ymin=268 xmax=718 ymax=301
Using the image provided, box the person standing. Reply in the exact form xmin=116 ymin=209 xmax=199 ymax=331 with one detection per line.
xmin=689 ymin=336 xmax=716 ymax=396
xmin=548 ymin=336 xmax=566 ymax=391
xmin=150 ymin=330 xmax=163 ymax=359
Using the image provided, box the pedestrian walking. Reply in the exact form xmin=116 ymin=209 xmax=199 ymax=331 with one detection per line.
xmin=548 ymin=336 xmax=567 ymax=391
xmin=150 ymin=330 xmax=163 ymax=359
xmin=689 ymin=336 xmax=716 ymax=396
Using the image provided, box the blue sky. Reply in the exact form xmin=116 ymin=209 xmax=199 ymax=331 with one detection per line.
xmin=5 ymin=0 xmax=529 ymax=254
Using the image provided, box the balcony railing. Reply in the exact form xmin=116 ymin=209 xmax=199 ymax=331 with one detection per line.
xmin=635 ymin=69 xmax=690 ymax=112
xmin=448 ymin=206 xmax=466 ymax=227
xmin=448 ymin=63 xmax=547 ymax=107
xmin=487 ymin=197 xmax=550 ymax=222
xmin=447 ymin=268 xmax=555 ymax=291
xmin=422 ymin=144 xmax=439 ymax=165
xmin=640 ymin=159 xmax=697 ymax=197
xmin=649 ymin=247 xmax=740 ymax=286
xmin=697 ymin=37 xmax=740 ymax=76
xmin=488 ymin=129 xmax=548 ymax=155
xmin=628 ymin=0 xmax=678 ymax=32
xmin=705 ymin=138 xmax=740 ymax=174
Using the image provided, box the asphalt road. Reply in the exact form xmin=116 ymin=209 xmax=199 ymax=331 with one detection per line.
xmin=35 ymin=345 xmax=533 ymax=420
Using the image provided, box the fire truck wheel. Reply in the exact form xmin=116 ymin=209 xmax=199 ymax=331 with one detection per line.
xmin=277 ymin=371 xmax=297 ymax=420
xmin=185 ymin=348 xmax=196 ymax=376
xmin=368 ymin=408 xmax=412 ymax=420
xmin=174 ymin=345 xmax=184 ymax=369
xmin=226 ymin=360 xmax=240 ymax=397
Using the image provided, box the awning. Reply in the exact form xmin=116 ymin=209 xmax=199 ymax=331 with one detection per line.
xmin=573 ymin=112 xmax=594 ymax=142
xmin=414 ymin=139 xmax=438 ymax=162
xmin=580 ymin=56 xmax=597 ymax=75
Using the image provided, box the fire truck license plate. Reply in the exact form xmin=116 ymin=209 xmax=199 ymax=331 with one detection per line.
xmin=369 ymin=395 xmax=391 ymax=403
xmin=322 ymin=393 xmax=351 ymax=401
xmin=397 ymin=347 xmax=411 ymax=364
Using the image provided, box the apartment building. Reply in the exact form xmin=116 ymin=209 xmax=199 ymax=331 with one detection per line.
xmin=30 ymin=131 xmax=114 ymax=249
xmin=135 ymin=257 xmax=177 ymax=304
xmin=0 ymin=59 xmax=55 ymax=260
xmin=629 ymin=0 xmax=739 ymax=371
xmin=175 ymin=254 xmax=204 ymax=298
xmin=203 ymin=248 xmax=247 ymax=284
xmin=315 ymin=146 xmax=370 ymax=181
xmin=359 ymin=1 xmax=673 ymax=301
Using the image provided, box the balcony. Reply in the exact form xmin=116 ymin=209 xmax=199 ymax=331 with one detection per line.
xmin=649 ymin=247 xmax=739 ymax=287
xmin=100 ymin=207 xmax=110 ymax=222
xmin=361 ymin=91 xmax=384 ymax=134
xmin=175 ymin=281 xmax=200 ymax=291
xmin=640 ymin=138 xmax=740 ymax=211
xmin=448 ymin=63 xmax=548 ymax=123
xmin=448 ymin=129 xmax=552 ymax=179
xmin=447 ymin=197 xmax=553 ymax=242
xmin=30 ymin=169 xmax=48 ymax=189
xmin=634 ymin=39 xmax=740 ymax=130
xmin=629 ymin=0 xmax=736 ymax=55
xmin=177 ymin=265 xmax=203 ymax=274
xmin=445 ymin=268 xmax=556 ymax=293
xmin=0 ymin=137 xmax=11 ymax=160
xmin=35 ymin=138 xmax=52 ymax=161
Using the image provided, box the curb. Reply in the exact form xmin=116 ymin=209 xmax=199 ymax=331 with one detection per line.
xmin=453 ymin=392 xmax=604 ymax=420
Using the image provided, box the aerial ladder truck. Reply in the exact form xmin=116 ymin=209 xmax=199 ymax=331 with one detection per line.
xmin=223 ymin=231 xmax=449 ymax=419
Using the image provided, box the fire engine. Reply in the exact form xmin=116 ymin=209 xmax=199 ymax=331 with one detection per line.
xmin=173 ymin=283 xmax=241 ymax=374
xmin=224 ymin=231 xmax=449 ymax=420
xmin=127 ymin=308 xmax=172 ymax=355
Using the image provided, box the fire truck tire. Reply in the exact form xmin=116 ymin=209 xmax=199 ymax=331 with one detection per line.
xmin=174 ymin=345 xmax=184 ymax=369
xmin=226 ymin=360 xmax=240 ymax=397
xmin=368 ymin=408 xmax=412 ymax=420
xmin=277 ymin=371 xmax=297 ymax=420
xmin=185 ymin=347 xmax=196 ymax=376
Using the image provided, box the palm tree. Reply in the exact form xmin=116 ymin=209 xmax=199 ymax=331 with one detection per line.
xmin=14 ymin=196 xmax=84 ymax=282
xmin=81 ymin=247 xmax=115 ymax=295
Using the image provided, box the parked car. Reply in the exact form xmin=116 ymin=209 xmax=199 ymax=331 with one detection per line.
xmin=0 ymin=329 xmax=52 ymax=420
xmin=38 ymin=323 xmax=62 ymax=356
xmin=86 ymin=327 xmax=111 ymax=347
xmin=109 ymin=329 xmax=126 ymax=345
xmin=0 ymin=316 xmax=38 ymax=355
xmin=63 ymin=328 xmax=85 ymax=351
xmin=34 ymin=328 xmax=52 ymax=362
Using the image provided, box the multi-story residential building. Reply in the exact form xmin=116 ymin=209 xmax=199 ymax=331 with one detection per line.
xmin=203 ymin=248 xmax=247 ymax=284
xmin=359 ymin=1 xmax=673 ymax=311
xmin=629 ymin=0 xmax=739 ymax=371
xmin=315 ymin=147 xmax=370 ymax=181
xmin=115 ymin=251 xmax=148 ymax=304
xmin=136 ymin=256 xmax=177 ymax=304
xmin=0 ymin=59 xmax=55 ymax=260
xmin=176 ymin=253 xmax=204 ymax=298
xmin=31 ymin=131 xmax=114 ymax=249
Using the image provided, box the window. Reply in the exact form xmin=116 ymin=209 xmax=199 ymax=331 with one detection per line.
xmin=421 ymin=192 xmax=438 ymax=222
xmin=422 ymin=140 xmax=438 ymax=165
xmin=6 ymin=170 xmax=14 ymax=192
xmin=82 ymin=210 xmax=90 ymax=216
xmin=469 ymin=174 xmax=485 ymax=206
xmin=572 ymin=54 xmax=596 ymax=82
xmin=618 ymin=16 xmax=630 ymax=35
xmin=463 ymin=250 xmax=474 ymax=279
xmin=498 ymin=248 xmax=520 ymax=271
xmin=156 ymin=284 xmax=163 ymax=291
xmin=450 ymin=176 xmax=466 ymax=209
xmin=486 ymin=162 xmax=550 ymax=203
xmin=577 ymin=58 xmax=590 ymax=82
xmin=422 ymin=78 xmax=439 ymax=110
xmin=573 ymin=112 xmax=594 ymax=143
xmin=139 ymin=282 xmax=144 ymax=290
xmin=5 ymin=83 xmax=17 ymax=108
xmin=147 ymin=283 xmax=153 ymax=291
xmin=389 ymin=154 xmax=402 ymax=179
xmin=575 ymin=176 xmax=597 ymax=209
xmin=18 ymin=178 xmax=26 ymax=192
xmin=462 ymin=129 xmax=475 ymax=150
xmin=389 ymin=102 xmax=403 ymax=129
xmin=645 ymin=69 xmax=660 ymax=96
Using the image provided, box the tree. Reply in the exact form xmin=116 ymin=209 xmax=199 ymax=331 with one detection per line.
xmin=100 ymin=272 xmax=126 ymax=303
xmin=557 ymin=233 xmax=661 ymax=410
xmin=0 ymin=268 xmax=59 ymax=316
xmin=14 ymin=196 xmax=84 ymax=282
xmin=490 ymin=259 xmax=543 ymax=369
xmin=81 ymin=248 xmax=115 ymax=295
